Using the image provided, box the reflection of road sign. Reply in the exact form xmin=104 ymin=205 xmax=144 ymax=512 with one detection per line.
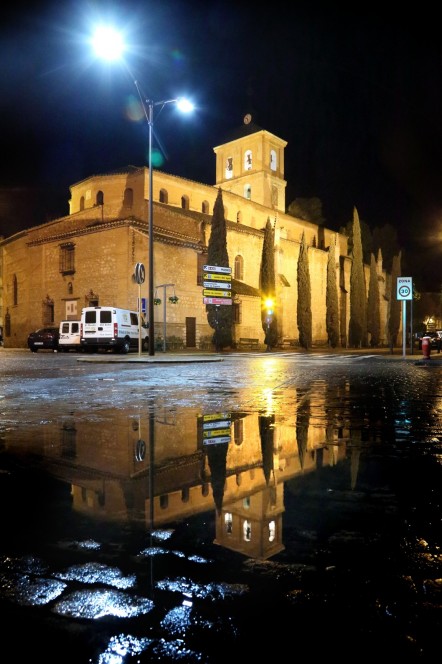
xmin=202 ymin=412 xmax=231 ymax=445
xmin=204 ymin=297 xmax=232 ymax=305
xmin=397 ymin=277 xmax=412 ymax=300
xmin=135 ymin=439 xmax=146 ymax=461
xmin=134 ymin=263 xmax=145 ymax=284
xmin=203 ymin=265 xmax=232 ymax=274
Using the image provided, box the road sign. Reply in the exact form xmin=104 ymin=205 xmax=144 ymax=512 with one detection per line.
xmin=203 ymin=281 xmax=232 ymax=289
xmin=137 ymin=297 xmax=147 ymax=314
xmin=203 ymin=297 xmax=232 ymax=305
xmin=397 ymin=277 xmax=412 ymax=300
xmin=203 ymin=265 xmax=232 ymax=274
xmin=203 ymin=289 xmax=232 ymax=298
xmin=134 ymin=262 xmax=145 ymax=284
xmin=204 ymin=273 xmax=231 ymax=281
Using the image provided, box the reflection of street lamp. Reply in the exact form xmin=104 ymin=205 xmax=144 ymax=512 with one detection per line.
xmin=91 ymin=27 xmax=193 ymax=356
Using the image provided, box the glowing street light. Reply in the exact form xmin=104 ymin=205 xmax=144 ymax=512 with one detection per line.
xmin=264 ymin=298 xmax=274 ymax=352
xmin=92 ymin=27 xmax=194 ymax=355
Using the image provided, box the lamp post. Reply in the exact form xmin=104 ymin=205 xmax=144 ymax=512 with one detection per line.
xmin=135 ymin=93 xmax=194 ymax=356
xmin=91 ymin=28 xmax=193 ymax=356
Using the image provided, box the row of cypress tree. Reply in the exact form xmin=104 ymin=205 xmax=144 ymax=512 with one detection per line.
xmin=205 ymin=189 xmax=401 ymax=351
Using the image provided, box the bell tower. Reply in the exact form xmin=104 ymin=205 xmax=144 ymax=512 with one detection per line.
xmin=213 ymin=114 xmax=287 ymax=213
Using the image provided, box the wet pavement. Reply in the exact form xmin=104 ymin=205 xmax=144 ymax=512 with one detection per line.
xmin=0 ymin=348 xmax=441 ymax=663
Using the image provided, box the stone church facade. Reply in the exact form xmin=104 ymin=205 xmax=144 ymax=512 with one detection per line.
xmin=0 ymin=117 xmax=391 ymax=349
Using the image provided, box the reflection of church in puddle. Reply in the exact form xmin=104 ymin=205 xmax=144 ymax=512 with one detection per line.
xmin=6 ymin=402 xmax=361 ymax=561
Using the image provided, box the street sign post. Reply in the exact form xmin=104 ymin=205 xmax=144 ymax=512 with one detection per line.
xmin=397 ymin=277 xmax=413 ymax=358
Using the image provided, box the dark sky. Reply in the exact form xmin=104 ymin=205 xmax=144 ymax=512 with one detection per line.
xmin=1 ymin=1 xmax=441 ymax=290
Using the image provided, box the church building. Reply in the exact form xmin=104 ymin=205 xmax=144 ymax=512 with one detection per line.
xmin=0 ymin=115 xmax=391 ymax=349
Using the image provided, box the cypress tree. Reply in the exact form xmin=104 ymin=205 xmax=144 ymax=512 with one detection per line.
xmin=348 ymin=207 xmax=367 ymax=348
xmin=297 ymin=232 xmax=312 ymax=349
xmin=326 ymin=234 xmax=340 ymax=348
xmin=260 ymin=218 xmax=278 ymax=349
xmin=388 ymin=251 xmax=402 ymax=352
xmin=367 ymin=251 xmax=381 ymax=347
xmin=206 ymin=188 xmax=233 ymax=350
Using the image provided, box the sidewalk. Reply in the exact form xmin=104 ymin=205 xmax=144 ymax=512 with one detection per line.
xmin=2 ymin=344 xmax=441 ymax=364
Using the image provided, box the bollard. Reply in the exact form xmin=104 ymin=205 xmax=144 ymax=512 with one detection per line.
xmin=422 ymin=336 xmax=431 ymax=359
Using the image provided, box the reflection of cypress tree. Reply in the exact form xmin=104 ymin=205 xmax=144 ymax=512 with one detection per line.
xmin=259 ymin=414 xmax=275 ymax=485
xmin=296 ymin=398 xmax=311 ymax=469
xmin=206 ymin=442 xmax=229 ymax=514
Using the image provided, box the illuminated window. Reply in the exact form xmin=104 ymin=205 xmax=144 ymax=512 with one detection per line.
xmin=269 ymin=520 xmax=276 ymax=542
xmin=243 ymin=520 xmax=251 ymax=541
xmin=244 ymin=150 xmax=252 ymax=171
xmin=225 ymin=156 xmax=233 ymax=179
xmin=270 ymin=149 xmax=277 ymax=171
xmin=224 ymin=513 xmax=233 ymax=534
xmin=244 ymin=184 xmax=251 ymax=200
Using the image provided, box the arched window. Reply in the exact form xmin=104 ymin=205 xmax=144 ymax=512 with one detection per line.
xmin=181 ymin=195 xmax=189 ymax=210
xmin=159 ymin=189 xmax=168 ymax=203
xmin=123 ymin=188 xmax=133 ymax=207
xmin=236 ymin=211 xmax=242 ymax=224
xmin=244 ymin=184 xmax=251 ymax=200
xmin=234 ymin=255 xmax=244 ymax=280
xmin=160 ymin=494 xmax=169 ymax=509
xmin=234 ymin=419 xmax=243 ymax=445
xmin=181 ymin=487 xmax=190 ymax=503
xmin=270 ymin=149 xmax=277 ymax=171
xmin=202 ymin=200 xmax=209 ymax=214
xmin=96 ymin=190 xmax=104 ymax=206
xmin=244 ymin=150 xmax=252 ymax=171
xmin=80 ymin=196 xmax=85 ymax=211
xmin=13 ymin=274 xmax=18 ymax=305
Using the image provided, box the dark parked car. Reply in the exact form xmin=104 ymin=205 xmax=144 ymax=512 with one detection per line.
xmin=27 ymin=327 xmax=59 ymax=352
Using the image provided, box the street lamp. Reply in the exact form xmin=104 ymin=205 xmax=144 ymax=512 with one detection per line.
xmin=91 ymin=27 xmax=193 ymax=355
xmin=139 ymin=95 xmax=194 ymax=355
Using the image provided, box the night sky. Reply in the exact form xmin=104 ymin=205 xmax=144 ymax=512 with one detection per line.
xmin=1 ymin=2 xmax=441 ymax=290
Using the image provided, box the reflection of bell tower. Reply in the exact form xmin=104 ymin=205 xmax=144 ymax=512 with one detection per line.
xmin=213 ymin=114 xmax=287 ymax=213
xmin=214 ymin=484 xmax=285 ymax=560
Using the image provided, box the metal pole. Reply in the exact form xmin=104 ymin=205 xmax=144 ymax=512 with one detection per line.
xmin=148 ymin=101 xmax=155 ymax=356
xmin=138 ymin=282 xmax=142 ymax=357
xmin=163 ymin=285 xmax=166 ymax=353
xmin=402 ymin=300 xmax=406 ymax=358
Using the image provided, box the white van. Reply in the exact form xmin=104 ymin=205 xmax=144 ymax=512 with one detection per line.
xmin=58 ymin=320 xmax=82 ymax=352
xmin=80 ymin=306 xmax=149 ymax=353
